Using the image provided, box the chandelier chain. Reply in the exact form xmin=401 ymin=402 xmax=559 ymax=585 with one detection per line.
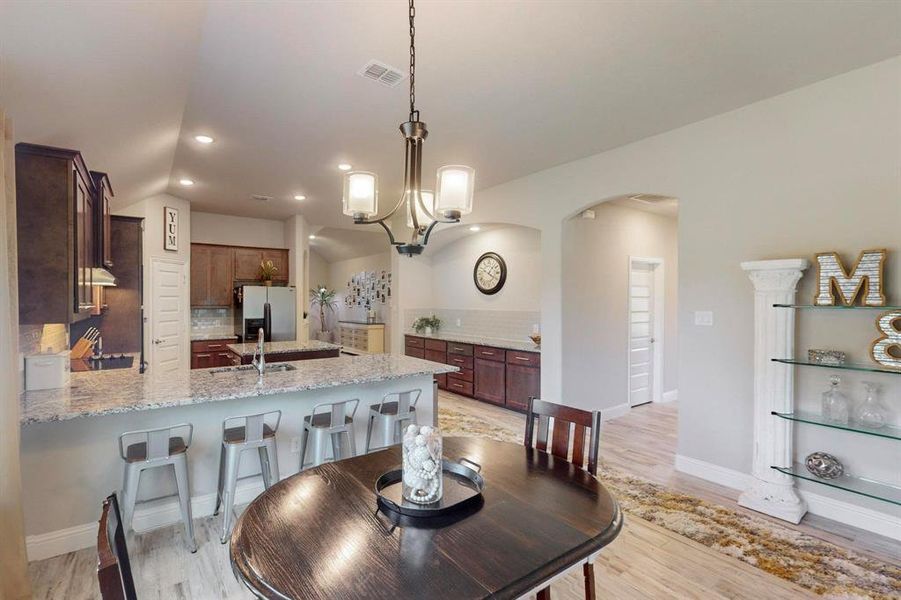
xmin=409 ymin=0 xmax=416 ymax=120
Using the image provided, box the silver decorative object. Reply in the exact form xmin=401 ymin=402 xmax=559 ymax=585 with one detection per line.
xmin=805 ymin=452 xmax=844 ymax=480
xmin=870 ymin=311 xmax=901 ymax=370
xmin=402 ymin=425 xmax=443 ymax=504
xmin=808 ymin=349 xmax=846 ymax=366
xmin=814 ymin=250 xmax=886 ymax=306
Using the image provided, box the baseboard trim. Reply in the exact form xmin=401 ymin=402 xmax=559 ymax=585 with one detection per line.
xmin=674 ymin=454 xmax=901 ymax=541
xmin=660 ymin=390 xmax=679 ymax=403
xmin=27 ymin=478 xmax=268 ymax=562
xmin=602 ymin=402 xmax=631 ymax=421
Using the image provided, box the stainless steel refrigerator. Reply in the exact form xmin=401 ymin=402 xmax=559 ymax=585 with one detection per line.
xmin=234 ymin=285 xmax=296 ymax=342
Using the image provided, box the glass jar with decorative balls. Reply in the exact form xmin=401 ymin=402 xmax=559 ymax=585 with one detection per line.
xmin=402 ymin=425 xmax=443 ymax=504
xmin=854 ymin=382 xmax=887 ymax=429
xmin=821 ymin=375 xmax=849 ymax=425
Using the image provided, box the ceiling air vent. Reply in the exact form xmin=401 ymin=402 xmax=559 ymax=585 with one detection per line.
xmin=358 ymin=60 xmax=406 ymax=88
xmin=251 ymin=194 xmax=272 ymax=203
xmin=628 ymin=194 xmax=675 ymax=205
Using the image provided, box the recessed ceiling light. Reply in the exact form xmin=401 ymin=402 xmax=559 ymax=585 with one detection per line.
xmin=469 ymin=225 xmax=481 ymax=232
xmin=179 ymin=178 xmax=194 ymax=186
xmin=194 ymin=135 xmax=214 ymax=144
xmin=294 ymin=195 xmax=306 ymax=201
xmin=338 ymin=163 xmax=352 ymax=171
xmin=308 ymin=234 xmax=316 ymax=240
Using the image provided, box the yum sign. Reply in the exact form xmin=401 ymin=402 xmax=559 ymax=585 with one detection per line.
xmin=814 ymin=249 xmax=900 ymax=370
xmin=164 ymin=206 xmax=178 ymax=252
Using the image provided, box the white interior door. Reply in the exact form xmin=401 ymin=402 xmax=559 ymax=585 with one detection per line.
xmin=150 ymin=258 xmax=185 ymax=373
xmin=629 ymin=263 xmax=655 ymax=407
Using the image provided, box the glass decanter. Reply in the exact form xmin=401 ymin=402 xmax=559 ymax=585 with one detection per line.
xmin=821 ymin=375 xmax=849 ymax=425
xmin=854 ymin=381 xmax=886 ymax=429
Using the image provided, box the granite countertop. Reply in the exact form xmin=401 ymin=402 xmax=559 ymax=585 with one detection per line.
xmin=227 ymin=340 xmax=341 ymax=357
xmin=404 ymin=331 xmax=541 ymax=353
xmin=191 ymin=332 xmax=238 ymax=342
xmin=339 ymin=320 xmax=386 ymax=325
xmin=20 ymin=354 xmax=457 ymax=425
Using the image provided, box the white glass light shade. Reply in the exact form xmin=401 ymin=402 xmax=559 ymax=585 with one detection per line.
xmin=406 ymin=190 xmax=435 ymax=229
xmin=342 ymin=171 xmax=378 ymax=218
xmin=435 ymin=165 xmax=474 ymax=217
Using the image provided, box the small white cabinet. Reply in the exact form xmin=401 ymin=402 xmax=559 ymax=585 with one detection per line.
xmin=338 ymin=322 xmax=385 ymax=354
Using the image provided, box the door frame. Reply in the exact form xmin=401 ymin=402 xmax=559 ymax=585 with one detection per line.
xmin=627 ymin=256 xmax=665 ymax=406
xmin=148 ymin=256 xmax=189 ymax=372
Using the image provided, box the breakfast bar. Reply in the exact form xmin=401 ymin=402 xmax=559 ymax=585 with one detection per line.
xmin=19 ymin=354 xmax=456 ymax=558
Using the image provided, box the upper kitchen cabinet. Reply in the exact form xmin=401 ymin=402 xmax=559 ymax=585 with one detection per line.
xmin=191 ymin=243 xmax=234 ymax=307
xmin=16 ymin=143 xmax=96 ymax=323
xmin=90 ymin=171 xmax=114 ymax=268
xmin=234 ymin=246 xmax=288 ymax=282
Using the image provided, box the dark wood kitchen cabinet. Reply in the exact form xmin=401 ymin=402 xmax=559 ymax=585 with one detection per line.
xmin=474 ymin=357 xmax=506 ymax=406
xmin=191 ymin=339 xmax=238 ymax=369
xmin=191 ymin=243 xmax=234 ymax=307
xmin=233 ymin=247 xmax=289 ymax=282
xmin=16 ymin=143 xmax=97 ymax=324
xmin=424 ymin=338 xmax=448 ymax=390
xmin=91 ymin=171 xmax=114 ymax=268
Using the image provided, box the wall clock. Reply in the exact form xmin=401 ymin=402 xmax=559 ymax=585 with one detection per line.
xmin=474 ymin=252 xmax=507 ymax=295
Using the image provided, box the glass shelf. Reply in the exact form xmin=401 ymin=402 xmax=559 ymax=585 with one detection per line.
xmin=773 ymin=304 xmax=901 ymax=310
xmin=772 ymin=464 xmax=901 ymax=506
xmin=771 ymin=358 xmax=901 ymax=376
xmin=771 ymin=410 xmax=901 ymax=440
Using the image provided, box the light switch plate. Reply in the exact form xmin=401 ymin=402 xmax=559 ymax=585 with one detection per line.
xmin=694 ymin=311 xmax=714 ymax=326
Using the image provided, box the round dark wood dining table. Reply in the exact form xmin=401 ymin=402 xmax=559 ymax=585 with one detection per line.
xmin=230 ymin=437 xmax=623 ymax=599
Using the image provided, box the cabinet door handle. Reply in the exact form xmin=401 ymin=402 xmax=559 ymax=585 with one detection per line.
xmin=480 ymin=351 xmax=494 ymax=356
xmin=208 ymin=344 xmax=223 ymax=349
xmin=514 ymin=356 xmax=531 ymax=361
xmin=196 ymin=353 xmax=211 ymax=358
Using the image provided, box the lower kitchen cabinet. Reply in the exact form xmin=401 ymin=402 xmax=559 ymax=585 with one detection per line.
xmin=191 ymin=339 xmax=238 ymax=369
xmin=505 ymin=363 xmax=540 ymax=411
xmin=474 ymin=358 xmax=506 ymax=405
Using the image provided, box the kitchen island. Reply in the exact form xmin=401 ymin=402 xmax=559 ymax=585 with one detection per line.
xmin=19 ymin=354 xmax=455 ymax=560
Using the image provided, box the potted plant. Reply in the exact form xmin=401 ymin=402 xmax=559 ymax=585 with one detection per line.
xmin=310 ymin=286 xmax=338 ymax=342
xmin=259 ymin=260 xmax=278 ymax=286
xmin=412 ymin=315 xmax=441 ymax=336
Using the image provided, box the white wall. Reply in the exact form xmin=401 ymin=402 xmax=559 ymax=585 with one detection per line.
xmin=562 ymin=203 xmax=678 ymax=412
xmin=190 ymin=211 xmax=286 ymax=248
xmin=322 ymin=252 xmax=393 ymax=351
xmin=430 ymin=226 xmax=541 ymax=311
xmin=116 ymin=193 xmax=192 ymax=370
xmin=456 ymin=58 xmax=899 ymax=522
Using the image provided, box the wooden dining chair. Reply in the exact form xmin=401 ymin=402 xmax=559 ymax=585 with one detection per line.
xmin=524 ymin=397 xmax=602 ymax=600
xmin=97 ymin=492 xmax=138 ymax=600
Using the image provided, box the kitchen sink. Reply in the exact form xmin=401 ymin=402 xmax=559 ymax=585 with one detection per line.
xmin=209 ymin=363 xmax=297 ymax=375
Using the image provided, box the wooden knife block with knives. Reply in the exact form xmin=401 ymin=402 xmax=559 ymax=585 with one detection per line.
xmin=71 ymin=327 xmax=100 ymax=359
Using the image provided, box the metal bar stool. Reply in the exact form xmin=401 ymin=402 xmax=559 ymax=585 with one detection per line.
xmin=299 ymin=399 xmax=359 ymax=470
xmin=214 ymin=410 xmax=281 ymax=544
xmin=118 ymin=423 xmax=196 ymax=553
xmin=364 ymin=389 xmax=421 ymax=453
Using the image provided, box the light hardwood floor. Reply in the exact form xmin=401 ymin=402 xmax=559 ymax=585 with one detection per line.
xmin=28 ymin=393 xmax=898 ymax=599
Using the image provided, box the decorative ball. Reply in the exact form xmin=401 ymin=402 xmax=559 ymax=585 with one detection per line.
xmin=414 ymin=434 xmax=426 ymax=447
xmin=406 ymin=424 xmax=418 ymax=435
xmin=420 ymin=426 xmax=433 ymax=436
xmin=805 ymin=452 xmax=844 ymax=480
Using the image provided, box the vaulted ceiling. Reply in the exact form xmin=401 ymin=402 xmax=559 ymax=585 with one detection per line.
xmin=2 ymin=1 xmax=899 ymax=229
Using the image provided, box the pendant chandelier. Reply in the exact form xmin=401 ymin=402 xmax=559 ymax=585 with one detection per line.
xmin=341 ymin=0 xmax=475 ymax=256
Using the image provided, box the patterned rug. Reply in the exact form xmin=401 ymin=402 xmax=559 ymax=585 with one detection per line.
xmin=438 ymin=406 xmax=901 ymax=599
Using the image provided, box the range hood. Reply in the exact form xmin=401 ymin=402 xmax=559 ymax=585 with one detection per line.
xmin=90 ymin=267 xmax=117 ymax=287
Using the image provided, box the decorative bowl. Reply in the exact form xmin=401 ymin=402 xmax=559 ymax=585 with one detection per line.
xmin=529 ymin=333 xmax=541 ymax=347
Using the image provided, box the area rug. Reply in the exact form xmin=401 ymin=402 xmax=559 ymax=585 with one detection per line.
xmin=438 ymin=406 xmax=901 ymax=600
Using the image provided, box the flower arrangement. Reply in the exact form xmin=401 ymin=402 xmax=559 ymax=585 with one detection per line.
xmin=412 ymin=315 xmax=441 ymax=334
xmin=259 ymin=260 xmax=278 ymax=284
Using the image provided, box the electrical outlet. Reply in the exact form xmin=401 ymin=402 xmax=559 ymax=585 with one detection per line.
xmin=289 ymin=437 xmax=300 ymax=453
xmin=694 ymin=311 xmax=714 ymax=326
xmin=456 ymin=318 xmax=462 ymax=327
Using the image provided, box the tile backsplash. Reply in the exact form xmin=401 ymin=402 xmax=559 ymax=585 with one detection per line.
xmin=191 ymin=307 xmax=233 ymax=335
xmin=19 ymin=323 xmax=69 ymax=355
xmin=404 ymin=308 xmax=539 ymax=343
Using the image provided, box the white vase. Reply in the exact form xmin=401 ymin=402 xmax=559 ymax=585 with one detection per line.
xmin=424 ymin=326 xmax=433 ymax=336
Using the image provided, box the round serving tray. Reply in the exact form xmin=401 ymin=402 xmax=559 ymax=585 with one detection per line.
xmin=375 ymin=458 xmax=485 ymax=519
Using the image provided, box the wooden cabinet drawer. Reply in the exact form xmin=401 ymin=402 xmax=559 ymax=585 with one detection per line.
xmin=435 ymin=373 xmax=447 ymax=390
xmin=405 ymin=335 xmax=424 ymax=348
xmin=475 ymin=345 xmax=505 ymax=362
xmin=447 ymin=342 xmax=473 ymax=356
xmin=449 ymin=368 xmax=473 ymax=383
xmin=424 ymin=349 xmax=447 ymax=363
xmin=405 ymin=346 xmax=425 ymax=359
xmin=446 ymin=378 xmax=473 ymax=396
xmin=506 ymin=350 xmax=541 ymax=367
xmin=191 ymin=339 xmax=233 ymax=353
xmin=446 ymin=355 xmax=473 ymax=370
xmin=424 ymin=339 xmax=447 ymax=352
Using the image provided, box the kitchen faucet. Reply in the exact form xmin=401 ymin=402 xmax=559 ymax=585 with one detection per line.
xmin=252 ymin=328 xmax=266 ymax=375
